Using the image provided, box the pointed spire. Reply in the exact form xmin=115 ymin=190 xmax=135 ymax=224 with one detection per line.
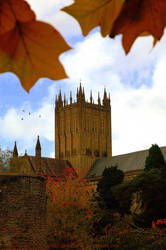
xmin=24 ymin=149 xmax=28 ymax=156
xmin=79 ymin=81 xmax=82 ymax=94
xmin=70 ymin=91 xmax=72 ymax=104
xmin=104 ymin=87 xmax=107 ymax=99
xmin=90 ymin=90 xmax=92 ymax=103
xmin=64 ymin=93 xmax=66 ymax=106
xmin=13 ymin=141 xmax=18 ymax=157
xmin=103 ymin=87 xmax=108 ymax=106
xmin=58 ymin=89 xmax=63 ymax=107
xmin=35 ymin=135 xmax=41 ymax=157
xmin=98 ymin=92 xmax=101 ymax=105
xmin=59 ymin=89 xmax=62 ymax=100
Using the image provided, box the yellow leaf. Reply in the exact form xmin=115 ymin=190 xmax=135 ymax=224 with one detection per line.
xmin=0 ymin=21 xmax=71 ymax=92
xmin=62 ymin=0 xmax=123 ymax=37
xmin=0 ymin=0 xmax=35 ymax=35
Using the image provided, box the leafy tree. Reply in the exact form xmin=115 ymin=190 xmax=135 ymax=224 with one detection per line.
xmin=97 ymin=165 xmax=124 ymax=211
xmin=115 ymin=169 xmax=166 ymax=228
xmin=111 ymin=180 xmax=134 ymax=216
xmin=0 ymin=148 xmax=12 ymax=172
xmin=145 ymin=144 xmax=165 ymax=171
xmin=132 ymin=169 xmax=166 ymax=228
xmin=92 ymin=166 xmax=124 ymax=236
xmin=111 ymin=166 xmax=166 ymax=228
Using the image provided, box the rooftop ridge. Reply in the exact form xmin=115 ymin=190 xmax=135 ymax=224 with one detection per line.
xmin=111 ymin=145 xmax=166 ymax=158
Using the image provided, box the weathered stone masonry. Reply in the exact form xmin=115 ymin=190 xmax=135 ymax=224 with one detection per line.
xmin=0 ymin=174 xmax=48 ymax=249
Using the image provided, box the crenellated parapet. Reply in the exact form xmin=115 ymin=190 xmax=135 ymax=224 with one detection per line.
xmin=55 ymin=83 xmax=110 ymax=110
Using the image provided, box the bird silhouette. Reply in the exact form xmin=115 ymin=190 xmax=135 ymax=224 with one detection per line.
xmin=22 ymin=110 xmax=25 ymax=112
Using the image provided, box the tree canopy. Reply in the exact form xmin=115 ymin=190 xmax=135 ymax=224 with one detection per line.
xmin=97 ymin=165 xmax=124 ymax=211
xmin=144 ymin=144 xmax=165 ymax=171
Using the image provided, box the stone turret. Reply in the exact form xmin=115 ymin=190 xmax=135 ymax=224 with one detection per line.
xmin=35 ymin=136 xmax=41 ymax=174
xmin=35 ymin=136 xmax=41 ymax=158
xmin=55 ymin=83 xmax=112 ymax=177
xmin=77 ymin=82 xmax=85 ymax=103
xmin=13 ymin=141 xmax=18 ymax=157
xmin=90 ymin=90 xmax=92 ymax=103
xmin=56 ymin=89 xmax=63 ymax=108
xmin=70 ymin=91 xmax=72 ymax=104
xmin=64 ymin=94 xmax=66 ymax=106
xmin=98 ymin=92 xmax=101 ymax=105
xmin=102 ymin=87 xmax=110 ymax=106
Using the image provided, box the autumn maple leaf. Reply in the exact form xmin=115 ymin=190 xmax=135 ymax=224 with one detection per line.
xmin=110 ymin=0 xmax=166 ymax=53
xmin=0 ymin=0 xmax=35 ymax=35
xmin=62 ymin=0 xmax=123 ymax=37
xmin=0 ymin=0 xmax=71 ymax=92
xmin=0 ymin=21 xmax=71 ymax=92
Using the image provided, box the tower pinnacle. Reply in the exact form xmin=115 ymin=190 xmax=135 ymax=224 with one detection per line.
xmin=13 ymin=141 xmax=18 ymax=157
xmin=98 ymin=92 xmax=101 ymax=105
xmin=70 ymin=91 xmax=72 ymax=104
xmin=90 ymin=90 xmax=92 ymax=103
xmin=35 ymin=135 xmax=41 ymax=157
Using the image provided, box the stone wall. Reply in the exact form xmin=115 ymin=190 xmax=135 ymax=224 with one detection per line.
xmin=0 ymin=174 xmax=48 ymax=249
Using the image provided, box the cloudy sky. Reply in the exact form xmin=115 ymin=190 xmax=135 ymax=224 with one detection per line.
xmin=1 ymin=0 xmax=166 ymax=158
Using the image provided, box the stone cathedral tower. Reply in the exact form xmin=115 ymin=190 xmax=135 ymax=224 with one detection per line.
xmin=55 ymin=84 xmax=112 ymax=177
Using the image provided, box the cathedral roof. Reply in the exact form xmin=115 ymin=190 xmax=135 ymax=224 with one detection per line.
xmin=86 ymin=146 xmax=166 ymax=179
xmin=10 ymin=155 xmax=77 ymax=178
xmin=29 ymin=156 xmax=77 ymax=177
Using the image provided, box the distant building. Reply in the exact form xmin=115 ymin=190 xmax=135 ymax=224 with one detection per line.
xmin=10 ymin=84 xmax=166 ymax=190
xmin=11 ymin=137 xmax=77 ymax=179
xmin=55 ymin=83 xmax=112 ymax=177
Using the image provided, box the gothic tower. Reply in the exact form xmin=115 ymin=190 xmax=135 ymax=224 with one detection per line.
xmin=55 ymin=83 xmax=112 ymax=177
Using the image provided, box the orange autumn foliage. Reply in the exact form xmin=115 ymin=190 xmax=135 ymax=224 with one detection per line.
xmin=62 ymin=0 xmax=123 ymax=37
xmin=110 ymin=0 xmax=166 ymax=53
xmin=0 ymin=0 xmax=71 ymax=92
xmin=0 ymin=0 xmax=35 ymax=35
xmin=46 ymin=169 xmax=96 ymax=248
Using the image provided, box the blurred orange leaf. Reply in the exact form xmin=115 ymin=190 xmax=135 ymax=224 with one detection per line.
xmin=0 ymin=20 xmax=71 ymax=92
xmin=62 ymin=0 xmax=123 ymax=37
xmin=0 ymin=0 xmax=35 ymax=35
xmin=110 ymin=0 xmax=166 ymax=53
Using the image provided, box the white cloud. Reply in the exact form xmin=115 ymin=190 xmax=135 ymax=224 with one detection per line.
xmin=26 ymin=0 xmax=73 ymax=18
xmin=26 ymin=0 xmax=81 ymax=38
xmin=50 ymin=152 xmax=55 ymax=158
xmin=0 ymin=87 xmax=58 ymax=154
